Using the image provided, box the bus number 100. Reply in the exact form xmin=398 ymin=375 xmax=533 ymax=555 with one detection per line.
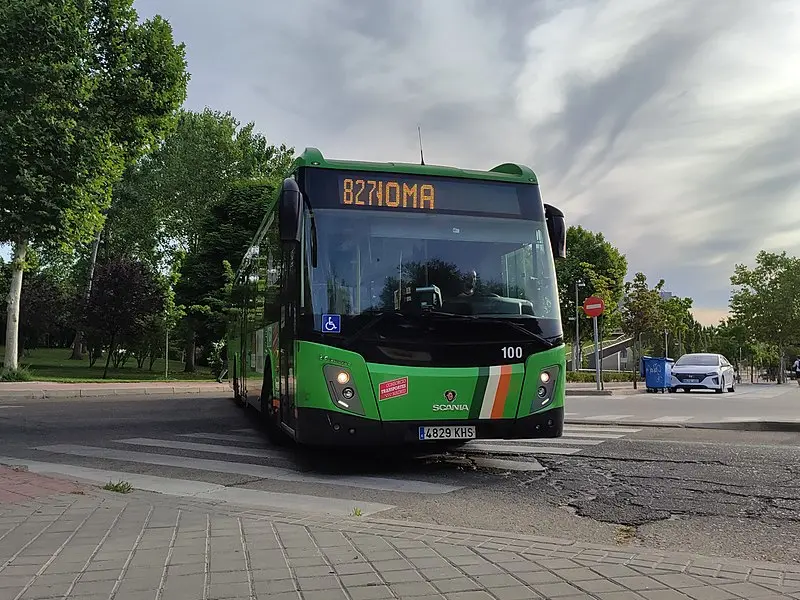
xmin=502 ymin=346 xmax=523 ymax=359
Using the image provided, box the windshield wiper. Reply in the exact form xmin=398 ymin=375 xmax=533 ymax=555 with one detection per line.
xmin=425 ymin=311 xmax=558 ymax=349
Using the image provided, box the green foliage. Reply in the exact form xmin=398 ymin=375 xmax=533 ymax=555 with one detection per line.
xmin=729 ymin=250 xmax=800 ymax=382
xmin=566 ymin=371 xmax=634 ymax=383
xmin=1 ymin=0 xmax=188 ymax=371
xmin=0 ymin=365 xmax=32 ymax=382
xmin=83 ymin=257 xmax=167 ymax=378
xmin=620 ymin=273 xmax=664 ymax=341
xmin=0 ymin=0 xmax=189 ymax=250
xmin=175 ymin=180 xmax=280 ymax=370
xmin=556 ymin=226 xmax=628 ymax=342
xmin=126 ymin=109 xmax=293 ymax=255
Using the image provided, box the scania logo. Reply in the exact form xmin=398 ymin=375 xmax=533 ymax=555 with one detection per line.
xmin=444 ymin=389 xmax=457 ymax=402
xmin=433 ymin=404 xmax=469 ymax=412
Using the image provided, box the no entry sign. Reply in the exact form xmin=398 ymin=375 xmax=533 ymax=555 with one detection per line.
xmin=582 ymin=296 xmax=605 ymax=318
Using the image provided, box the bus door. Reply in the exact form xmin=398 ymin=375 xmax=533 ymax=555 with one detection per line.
xmin=279 ymin=245 xmax=298 ymax=430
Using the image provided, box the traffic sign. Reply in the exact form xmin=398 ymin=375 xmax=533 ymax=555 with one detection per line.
xmin=582 ymin=296 xmax=605 ymax=318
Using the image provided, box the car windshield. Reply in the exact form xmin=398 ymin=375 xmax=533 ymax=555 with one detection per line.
xmin=303 ymin=208 xmax=560 ymax=330
xmin=675 ymin=354 xmax=719 ymax=367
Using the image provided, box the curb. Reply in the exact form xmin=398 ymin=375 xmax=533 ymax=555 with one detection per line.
xmin=566 ymin=389 xmax=614 ymax=396
xmin=566 ymin=418 xmax=800 ymax=433
xmin=0 ymin=386 xmax=228 ymax=400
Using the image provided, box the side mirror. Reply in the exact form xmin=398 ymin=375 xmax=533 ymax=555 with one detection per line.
xmin=544 ymin=204 xmax=566 ymax=259
xmin=279 ymin=177 xmax=302 ymax=243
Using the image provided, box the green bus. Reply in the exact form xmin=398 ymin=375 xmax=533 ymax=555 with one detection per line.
xmin=227 ymin=147 xmax=567 ymax=446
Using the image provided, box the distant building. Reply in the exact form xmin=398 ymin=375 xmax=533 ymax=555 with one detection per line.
xmin=660 ymin=290 xmax=673 ymax=300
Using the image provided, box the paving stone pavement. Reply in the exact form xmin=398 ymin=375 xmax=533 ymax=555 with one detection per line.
xmin=1 ymin=469 xmax=799 ymax=599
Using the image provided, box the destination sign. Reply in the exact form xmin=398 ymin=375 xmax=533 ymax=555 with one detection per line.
xmin=336 ymin=173 xmax=524 ymax=216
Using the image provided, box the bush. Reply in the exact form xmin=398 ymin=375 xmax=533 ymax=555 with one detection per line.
xmin=566 ymin=371 xmax=635 ymax=383
xmin=0 ymin=365 xmax=33 ymax=382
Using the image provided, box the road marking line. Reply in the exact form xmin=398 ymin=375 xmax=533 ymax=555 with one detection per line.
xmin=34 ymin=444 xmax=460 ymax=495
xmin=178 ymin=433 xmax=265 ymax=444
xmin=581 ymin=414 xmax=634 ymax=421
xmin=460 ymin=444 xmax=582 ymax=456
xmin=563 ymin=432 xmax=628 ymax=439
xmin=470 ymin=457 xmax=546 ymax=472
xmin=0 ymin=458 xmax=394 ymax=516
xmin=118 ymin=438 xmax=281 ymax=458
xmin=0 ymin=406 xmax=23 ymax=410
xmin=476 ymin=438 xmax=603 ymax=446
xmin=232 ymin=428 xmax=260 ymax=434
xmin=564 ymin=425 xmax=641 ymax=434
xmin=650 ymin=416 xmax=694 ymax=423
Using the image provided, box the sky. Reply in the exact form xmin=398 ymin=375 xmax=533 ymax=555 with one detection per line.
xmin=7 ymin=1 xmax=798 ymax=326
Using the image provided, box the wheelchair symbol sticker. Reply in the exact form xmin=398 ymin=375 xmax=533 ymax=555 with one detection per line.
xmin=321 ymin=314 xmax=341 ymax=334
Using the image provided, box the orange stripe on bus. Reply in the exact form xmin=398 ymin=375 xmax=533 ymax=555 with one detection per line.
xmin=491 ymin=364 xmax=513 ymax=419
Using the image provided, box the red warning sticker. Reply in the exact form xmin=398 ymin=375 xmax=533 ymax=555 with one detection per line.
xmin=379 ymin=377 xmax=408 ymax=401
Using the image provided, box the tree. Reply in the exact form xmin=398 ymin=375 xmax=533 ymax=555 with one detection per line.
xmin=83 ymin=257 xmax=166 ymax=378
xmin=175 ymin=180 xmax=282 ymax=371
xmin=729 ymin=251 xmax=800 ymax=383
xmin=658 ymin=295 xmax=695 ymax=357
xmin=130 ymin=109 xmax=293 ymax=255
xmin=114 ymin=109 xmax=292 ymax=371
xmin=620 ymin=272 xmax=664 ymax=383
xmin=555 ymin=226 xmax=628 ymax=348
xmin=1 ymin=0 xmax=189 ymax=373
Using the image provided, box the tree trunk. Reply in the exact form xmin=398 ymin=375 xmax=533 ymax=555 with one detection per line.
xmin=3 ymin=240 xmax=28 ymax=373
xmin=103 ymin=333 xmax=116 ymax=379
xmin=70 ymin=227 xmax=102 ymax=359
xmin=184 ymin=337 xmax=196 ymax=372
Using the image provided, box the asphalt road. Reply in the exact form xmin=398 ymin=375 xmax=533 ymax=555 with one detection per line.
xmin=1 ymin=394 xmax=798 ymax=564
xmin=568 ymin=381 xmax=800 ymax=426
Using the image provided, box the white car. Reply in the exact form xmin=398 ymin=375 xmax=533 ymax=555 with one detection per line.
xmin=670 ymin=353 xmax=736 ymax=393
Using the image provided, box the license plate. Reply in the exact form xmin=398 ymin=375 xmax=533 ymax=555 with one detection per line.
xmin=685 ymin=378 xmax=698 ymax=383
xmin=418 ymin=426 xmax=476 ymax=441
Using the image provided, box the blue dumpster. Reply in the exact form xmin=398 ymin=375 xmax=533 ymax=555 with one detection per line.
xmin=642 ymin=356 xmax=675 ymax=393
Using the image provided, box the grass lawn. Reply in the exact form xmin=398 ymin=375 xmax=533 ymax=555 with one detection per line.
xmin=0 ymin=346 xmax=214 ymax=383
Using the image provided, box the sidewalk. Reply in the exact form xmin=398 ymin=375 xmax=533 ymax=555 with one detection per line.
xmin=1 ymin=467 xmax=798 ymax=599
xmin=0 ymin=380 xmax=228 ymax=399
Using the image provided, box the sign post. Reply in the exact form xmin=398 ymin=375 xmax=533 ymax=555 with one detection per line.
xmin=583 ymin=296 xmax=606 ymax=391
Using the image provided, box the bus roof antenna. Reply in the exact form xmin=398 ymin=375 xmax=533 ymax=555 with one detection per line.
xmin=417 ymin=125 xmax=425 ymax=165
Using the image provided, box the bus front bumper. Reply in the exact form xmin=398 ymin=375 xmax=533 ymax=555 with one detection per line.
xmin=293 ymin=406 xmax=564 ymax=446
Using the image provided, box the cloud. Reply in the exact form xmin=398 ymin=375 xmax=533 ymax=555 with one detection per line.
xmin=133 ymin=0 xmax=800 ymax=316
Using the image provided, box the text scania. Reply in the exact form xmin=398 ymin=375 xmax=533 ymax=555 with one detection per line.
xmin=432 ymin=404 xmax=469 ymax=412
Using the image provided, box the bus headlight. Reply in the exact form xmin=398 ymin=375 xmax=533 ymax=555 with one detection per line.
xmin=322 ymin=364 xmax=365 ymax=416
xmin=531 ymin=366 xmax=559 ymax=412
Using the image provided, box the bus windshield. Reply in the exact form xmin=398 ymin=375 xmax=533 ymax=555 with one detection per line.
xmin=304 ymin=208 xmax=560 ymax=330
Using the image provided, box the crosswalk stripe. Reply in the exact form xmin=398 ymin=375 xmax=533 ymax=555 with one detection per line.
xmin=475 ymin=438 xmax=603 ymax=446
xmin=35 ymin=444 xmax=460 ymax=495
xmin=177 ymin=433 xmax=265 ymax=444
xmin=118 ymin=438 xmax=281 ymax=459
xmin=563 ymin=432 xmax=627 ymax=440
xmin=650 ymin=416 xmax=693 ymax=423
xmin=461 ymin=444 xmax=582 ymax=456
xmin=580 ymin=414 xmax=634 ymax=421
xmin=564 ymin=425 xmax=641 ymax=434
xmin=0 ymin=457 xmax=394 ymax=517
